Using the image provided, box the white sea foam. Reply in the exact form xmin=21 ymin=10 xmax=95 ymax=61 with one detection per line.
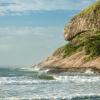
xmin=54 ymin=75 xmax=100 ymax=83
xmin=68 ymin=93 xmax=100 ymax=99
xmin=20 ymin=66 xmax=40 ymax=72
xmin=32 ymin=66 xmax=40 ymax=71
xmin=0 ymin=74 xmax=100 ymax=85
xmin=0 ymin=67 xmax=100 ymax=100
xmin=0 ymin=76 xmax=56 ymax=85
xmin=84 ymin=69 xmax=94 ymax=74
xmin=1 ymin=93 xmax=100 ymax=100
xmin=22 ymin=66 xmax=50 ymax=73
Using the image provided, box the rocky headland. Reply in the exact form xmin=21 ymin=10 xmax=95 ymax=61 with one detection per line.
xmin=38 ymin=1 xmax=100 ymax=73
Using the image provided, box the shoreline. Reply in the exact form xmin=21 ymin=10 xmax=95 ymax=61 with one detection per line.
xmin=40 ymin=66 xmax=100 ymax=74
xmin=38 ymin=52 xmax=100 ymax=74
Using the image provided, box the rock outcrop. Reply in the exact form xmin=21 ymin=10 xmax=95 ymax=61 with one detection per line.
xmin=38 ymin=1 xmax=100 ymax=73
xmin=64 ymin=1 xmax=100 ymax=41
xmin=40 ymin=52 xmax=100 ymax=73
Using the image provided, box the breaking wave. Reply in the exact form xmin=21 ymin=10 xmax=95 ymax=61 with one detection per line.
xmin=0 ymin=67 xmax=100 ymax=100
xmin=1 ymin=94 xmax=100 ymax=100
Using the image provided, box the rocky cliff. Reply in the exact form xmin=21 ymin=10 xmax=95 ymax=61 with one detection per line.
xmin=64 ymin=1 xmax=100 ymax=41
xmin=39 ymin=1 xmax=100 ymax=73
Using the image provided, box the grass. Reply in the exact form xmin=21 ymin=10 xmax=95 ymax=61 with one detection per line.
xmin=53 ymin=29 xmax=100 ymax=60
xmin=85 ymin=35 xmax=100 ymax=57
xmin=53 ymin=43 xmax=81 ymax=58
xmin=73 ymin=29 xmax=100 ymax=59
xmin=78 ymin=1 xmax=100 ymax=17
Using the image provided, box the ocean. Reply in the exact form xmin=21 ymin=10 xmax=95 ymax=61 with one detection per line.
xmin=0 ymin=66 xmax=100 ymax=100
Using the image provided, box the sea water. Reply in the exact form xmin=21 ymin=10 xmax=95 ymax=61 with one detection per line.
xmin=0 ymin=66 xmax=100 ymax=100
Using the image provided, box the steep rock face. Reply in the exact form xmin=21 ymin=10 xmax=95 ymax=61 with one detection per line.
xmin=64 ymin=1 xmax=100 ymax=41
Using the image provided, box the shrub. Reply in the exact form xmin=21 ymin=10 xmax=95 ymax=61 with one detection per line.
xmin=53 ymin=43 xmax=79 ymax=58
xmin=85 ymin=35 xmax=100 ymax=57
xmin=53 ymin=29 xmax=100 ymax=60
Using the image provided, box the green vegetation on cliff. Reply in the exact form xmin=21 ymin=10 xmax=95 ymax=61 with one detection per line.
xmin=53 ymin=29 xmax=100 ymax=60
xmin=53 ymin=43 xmax=79 ymax=58
xmin=78 ymin=0 xmax=100 ymax=17
xmin=75 ymin=29 xmax=100 ymax=58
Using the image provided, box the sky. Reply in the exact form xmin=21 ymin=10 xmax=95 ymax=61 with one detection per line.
xmin=0 ymin=0 xmax=96 ymax=67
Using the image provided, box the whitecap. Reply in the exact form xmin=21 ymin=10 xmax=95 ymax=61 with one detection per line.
xmin=0 ymin=76 xmax=56 ymax=85
xmin=84 ymin=69 xmax=94 ymax=74
xmin=54 ymin=75 xmax=100 ymax=83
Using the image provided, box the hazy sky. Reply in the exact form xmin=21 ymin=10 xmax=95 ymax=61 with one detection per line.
xmin=0 ymin=0 xmax=96 ymax=67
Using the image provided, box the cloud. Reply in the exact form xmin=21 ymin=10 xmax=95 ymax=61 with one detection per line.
xmin=0 ymin=26 xmax=63 ymax=38
xmin=0 ymin=26 xmax=63 ymax=54
xmin=0 ymin=0 xmax=96 ymax=16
